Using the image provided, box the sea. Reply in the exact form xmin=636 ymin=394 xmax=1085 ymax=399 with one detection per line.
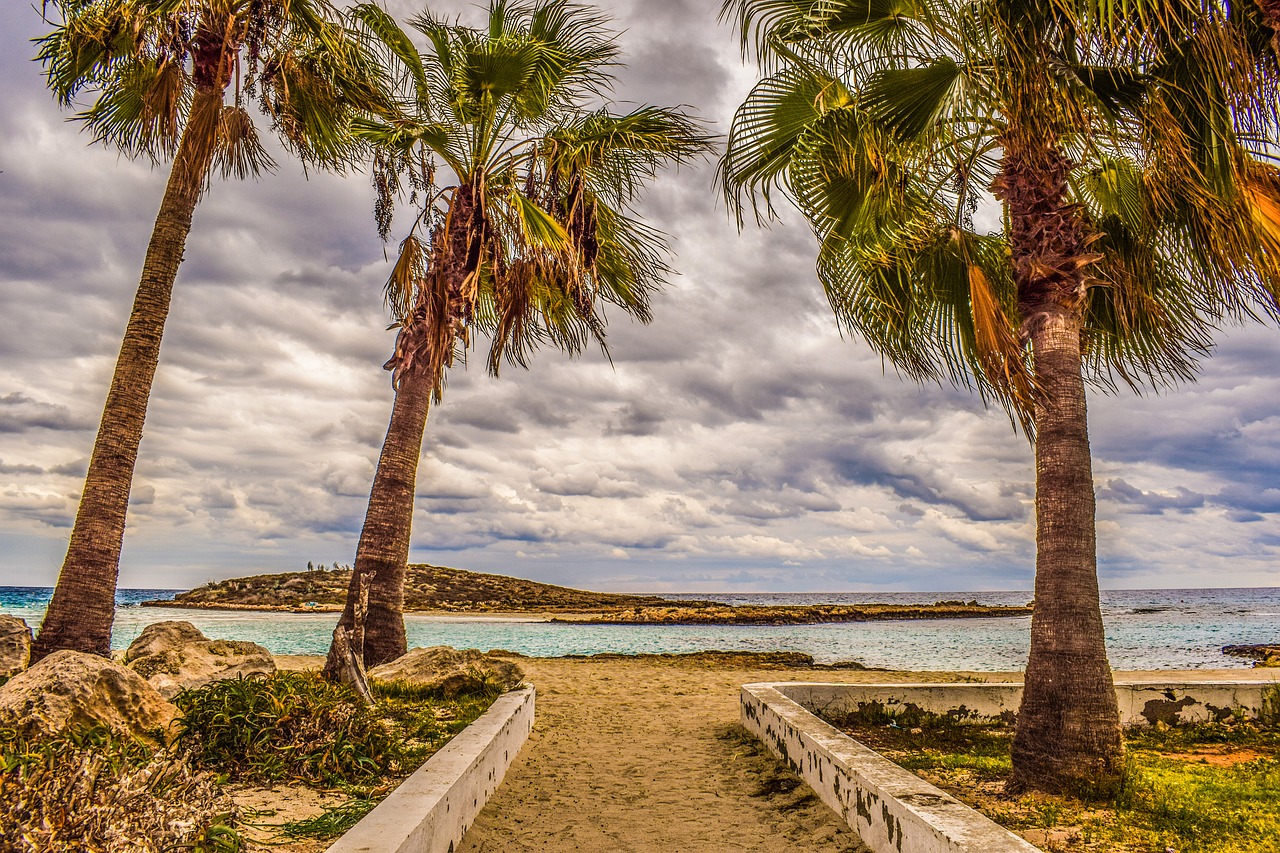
xmin=2 ymin=587 xmax=1278 ymax=672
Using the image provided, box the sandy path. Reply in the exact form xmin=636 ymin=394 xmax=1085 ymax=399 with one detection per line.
xmin=455 ymin=658 xmax=1003 ymax=853
xmin=268 ymin=656 xmax=1276 ymax=853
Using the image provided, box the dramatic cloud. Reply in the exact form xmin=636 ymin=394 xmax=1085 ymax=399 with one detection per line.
xmin=1 ymin=1 xmax=1279 ymax=593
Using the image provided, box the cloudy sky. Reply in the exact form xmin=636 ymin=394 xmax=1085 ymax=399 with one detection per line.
xmin=2 ymin=0 xmax=1279 ymax=594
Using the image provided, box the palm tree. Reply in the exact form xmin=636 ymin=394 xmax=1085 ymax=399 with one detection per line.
xmin=322 ymin=0 xmax=712 ymax=673
xmin=29 ymin=0 xmax=383 ymax=663
xmin=719 ymin=0 xmax=1280 ymax=793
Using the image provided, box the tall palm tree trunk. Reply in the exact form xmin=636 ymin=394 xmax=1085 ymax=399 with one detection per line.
xmin=1012 ymin=312 xmax=1124 ymax=794
xmin=323 ymin=360 xmax=435 ymax=675
xmin=31 ymin=88 xmax=224 ymax=663
xmin=994 ymin=84 xmax=1124 ymax=793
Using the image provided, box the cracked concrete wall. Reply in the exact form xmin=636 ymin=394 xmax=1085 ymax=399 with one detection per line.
xmin=741 ymin=684 xmax=1041 ymax=853
xmin=773 ymin=682 xmax=1278 ymax=727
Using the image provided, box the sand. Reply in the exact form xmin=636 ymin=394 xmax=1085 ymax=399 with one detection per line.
xmin=456 ymin=656 xmax=1013 ymax=853
xmin=263 ymin=656 xmax=1275 ymax=852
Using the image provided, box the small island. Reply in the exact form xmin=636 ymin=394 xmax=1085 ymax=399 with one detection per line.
xmin=145 ymin=564 xmax=1032 ymax=625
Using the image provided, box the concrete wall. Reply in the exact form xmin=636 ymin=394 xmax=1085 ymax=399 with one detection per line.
xmin=774 ymin=681 xmax=1279 ymax=727
xmin=742 ymin=679 xmax=1278 ymax=853
xmin=741 ymin=683 xmax=1040 ymax=853
xmin=327 ymin=686 xmax=535 ymax=853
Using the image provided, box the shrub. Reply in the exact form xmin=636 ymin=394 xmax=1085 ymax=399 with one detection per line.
xmin=174 ymin=672 xmax=400 ymax=786
xmin=0 ymin=726 xmax=240 ymax=853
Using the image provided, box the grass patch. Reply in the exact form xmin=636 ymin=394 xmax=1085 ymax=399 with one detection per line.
xmin=826 ymin=707 xmax=1280 ymax=853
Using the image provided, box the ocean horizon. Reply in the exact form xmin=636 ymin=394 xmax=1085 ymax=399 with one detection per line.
xmin=3 ymin=585 xmax=1278 ymax=671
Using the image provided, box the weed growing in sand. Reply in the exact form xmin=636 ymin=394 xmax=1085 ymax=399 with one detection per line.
xmin=278 ymin=790 xmax=379 ymax=840
xmin=0 ymin=725 xmax=241 ymax=853
xmin=830 ymin=710 xmax=1280 ymax=853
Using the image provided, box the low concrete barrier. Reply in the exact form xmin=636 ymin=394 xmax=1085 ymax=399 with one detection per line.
xmin=775 ymin=680 xmax=1279 ymax=727
xmin=327 ymin=686 xmax=535 ymax=853
xmin=741 ymin=679 xmax=1278 ymax=853
xmin=742 ymin=683 xmax=1039 ymax=853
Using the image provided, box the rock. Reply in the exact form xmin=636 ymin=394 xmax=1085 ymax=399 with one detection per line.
xmin=128 ymin=638 xmax=276 ymax=699
xmin=1222 ymin=644 xmax=1280 ymax=667
xmin=0 ymin=615 xmax=32 ymax=678
xmin=0 ymin=650 xmax=177 ymax=742
xmin=123 ymin=620 xmax=209 ymax=663
xmin=368 ymin=646 xmax=523 ymax=697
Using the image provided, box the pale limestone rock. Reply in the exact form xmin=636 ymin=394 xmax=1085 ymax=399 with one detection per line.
xmin=0 ymin=615 xmax=32 ymax=678
xmin=121 ymin=620 xmax=276 ymax=698
xmin=0 ymin=650 xmax=177 ymax=741
xmin=128 ymin=638 xmax=276 ymax=700
xmin=368 ymin=645 xmax=522 ymax=697
xmin=123 ymin=620 xmax=209 ymax=663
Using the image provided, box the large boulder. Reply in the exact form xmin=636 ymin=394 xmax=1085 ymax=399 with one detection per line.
xmin=0 ymin=650 xmax=177 ymax=742
xmin=0 ymin=615 xmax=32 ymax=678
xmin=123 ymin=620 xmax=209 ymax=663
xmin=124 ymin=620 xmax=276 ymax=699
xmin=368 ymin=646 xmax=523 ymax=697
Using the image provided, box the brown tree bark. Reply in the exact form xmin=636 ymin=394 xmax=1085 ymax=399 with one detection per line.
xmin=31 ymin=86 xmax=225 ymax=663
xmin=1010 ymin=312 xmax=1125 ymax=795
xmin=992 ymin=74 xmax=1124 ymax=793
xmin=323 ymin=360 xmax=435 ymax=675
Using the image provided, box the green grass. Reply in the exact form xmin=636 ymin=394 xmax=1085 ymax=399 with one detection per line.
xmin=828 ymin=708 xmax=1280 ymax=853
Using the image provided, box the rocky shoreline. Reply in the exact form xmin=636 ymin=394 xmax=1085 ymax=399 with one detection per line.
xmin=1222 ymin=644 xmax=1280 ymax=667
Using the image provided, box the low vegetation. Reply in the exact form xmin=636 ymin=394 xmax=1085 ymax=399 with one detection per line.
xmin=0 ymin=726 xmax=239 ymax=853
xmin=1 ymin=672 xmax=500 ymax=851
xmin=827 ymin=700 xmax=1280 ymax=853
xmin=176 ymin=672 xmax=499 ymax=844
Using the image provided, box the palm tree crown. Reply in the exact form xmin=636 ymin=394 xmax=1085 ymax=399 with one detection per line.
xmin=720 ymin=0 xmax=1280 ymax=793
xmin=39 ymin=0 xmax=382 ymax=175
xmin=322 ymin=0 xmax=712 ymax=671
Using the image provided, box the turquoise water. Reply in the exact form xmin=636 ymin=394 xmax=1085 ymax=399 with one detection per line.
xmin=2 ymin=587 xmax=1278 ymax=671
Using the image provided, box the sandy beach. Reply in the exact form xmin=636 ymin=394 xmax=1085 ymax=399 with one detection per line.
xmin=275 ymin=654 xmax=1277 ymax=852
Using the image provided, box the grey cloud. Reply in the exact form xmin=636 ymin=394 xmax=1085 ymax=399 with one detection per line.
xmin=0 ymin=393 xmax=89 ymax=432
xmin=49 ymin=459 xmax=89 ymax=477
xmin=1097 ymin=479 xmax=1206 ymax=514
xmin=530 ymin=468 xmax=644 ymax=498
xmin=0 ymin=460 xmax=43 ymax=474
xmin=1215 ymin=484 xmax=1280 ymax=515
xmin=1226 ymin=510 xmax=1266 ymax=523
xmin=825 ymin=446 xmax=1027 ymax=523
xmin=438 ymin=400 xmax=523 ymax=434
xmin=607 ymin=402 xmax=665 ymax=436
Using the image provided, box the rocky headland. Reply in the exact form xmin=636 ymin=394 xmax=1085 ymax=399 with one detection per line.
xmin=144 ymin=564 xmax=1032 ymax=625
